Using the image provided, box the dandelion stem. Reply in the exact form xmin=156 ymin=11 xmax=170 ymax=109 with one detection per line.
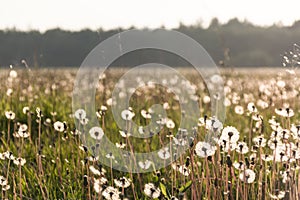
xmin=19 ymin=164 xmax=22 ymax=200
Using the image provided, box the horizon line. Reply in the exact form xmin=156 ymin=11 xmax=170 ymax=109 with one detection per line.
xmin=1 ymin=17 xmax=299 ymax=33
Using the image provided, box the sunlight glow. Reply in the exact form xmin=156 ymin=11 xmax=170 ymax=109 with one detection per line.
xmin=1 ymin=0 xmax=300 ymax=31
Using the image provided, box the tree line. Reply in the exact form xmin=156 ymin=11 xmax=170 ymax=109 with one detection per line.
xmin=2 ymin=18 xmax=300 ymax=68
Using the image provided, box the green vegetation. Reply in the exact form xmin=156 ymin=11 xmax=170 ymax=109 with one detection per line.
xmin=2 ymin=18 xmax=300 ymax=67
xmin=0 ymin=67 xmax=299 ymax=199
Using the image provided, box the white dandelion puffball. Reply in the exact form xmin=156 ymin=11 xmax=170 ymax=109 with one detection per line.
xmin=203 ymin=95 xmax=211 ymax=104
xmin=121 ymin=109 xmax=135 ymax=120
xmin=89 ymin=127 xmax=104 ymax=140
xmin=5 ymin=111 xmax=15 ymax=120
xmin=233 ymin=161 xmax=245 ymax=170
xmin=6 ymin=88 xmax=13 ymax=96
xmin=101 ymin=105 xmax=107 ymax=111
xmin=205 ymin=118 xmax=223 ymax=132
xmin=252 ymin=136 xmax=266 ymax=147
xmin=17 ymin=124 xmax=30 ymax=138
xmin=89 ymin=166 xmax=101 ymax=176
xmin=158 ymin=147 xmax=170 ymax=160
xmin=119 ymin=130 xmax=131 ymax=138
xmin=178 ymin=165 xmax=191 ymax=176
xmin=144 ymin=183 xmax=161 ymax=199
xmin=234 ymin=105 xmax=244 ymax=115
xmin=239 ymin=169 xmax=256 ymax=183
xmin=22 ymin=106 xmax=30 ymax=114
xmin=236 ymin=142 xmax=249 ymax=154
xmin=74 ymin=109 xmax=86 ymax=120
xmin=114 ymin=177 xmax=131 ymax=188
xmin=13 ymin=157 xmax=26 ymax=166
xmin=141 ymin=109 xmax=152 ymax=119
xmin=0 ymin=176 xmax=8 ymax=186
xmin=166 ymin=119 xmax=175 ymax=129
xmin=102 ymin=186 xmax=121 ymax=200
xmin=220 ymin=126 xmax=240 ymax=143
xmin=195 ymin=141 xmax=216 ymax=158
xmin=138 ymin=160 xmax=152 ymax=170
xmin=247 ymin=102 xmax=257 ymax=113
xmin=9 ymin=70 xmax=18 ymax=78
xmin=210 ymin=74 xmax=223 ymax=84
xmin=269 ymin=191 xmax=285 ymax=199
xmin=18 ymin=124 xmax=28 ymax=132
xmin=276 ymin=80 xmax=285 ymax=88
xmin=54 ymin=121 xmax=65 ymax=132
xmin=275 ymin=108 xmax=294 ymax=118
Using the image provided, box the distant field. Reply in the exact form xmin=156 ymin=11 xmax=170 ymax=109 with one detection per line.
xmin=0 ymin=67 xmax=299 ymax=199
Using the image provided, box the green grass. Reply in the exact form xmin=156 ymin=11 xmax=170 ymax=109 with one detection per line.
xmin=0 ymin=67 xmax=299 ymax=199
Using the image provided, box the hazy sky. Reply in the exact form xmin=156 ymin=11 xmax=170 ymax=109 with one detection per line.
xmin=1 ymin=0 xmax=300 ymax=31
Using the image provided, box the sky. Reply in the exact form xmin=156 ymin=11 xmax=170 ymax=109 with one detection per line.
xmin=1 ymin=0 xmax=300 ymax=32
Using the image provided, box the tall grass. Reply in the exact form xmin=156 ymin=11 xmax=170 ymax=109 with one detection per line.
xmin=0 ymin=67 xmax=299 ymax=199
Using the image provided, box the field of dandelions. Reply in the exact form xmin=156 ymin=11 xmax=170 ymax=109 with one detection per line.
xmin=1 ymin=61 xmax=300 ymax=199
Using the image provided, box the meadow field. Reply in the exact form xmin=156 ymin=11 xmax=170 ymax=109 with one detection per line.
xmin=0 ymin=66 xmax=299 ymax=200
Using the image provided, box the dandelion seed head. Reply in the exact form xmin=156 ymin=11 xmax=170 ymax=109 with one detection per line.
xmin=6 ymin=88 xmax=13 ymax=96
xmin=121 ymin=109 xmax=135 ymax=121
xmin=0 ymin=176 xmax=8 ymax=186
xmin=178 ymin=165 xmax=190 ymax=176
xmin=236 ymin=142 xmax=249 ymax=154
xmin=144 ymin=183 xmax=161 ymax=199
xmin=54 ymin=121 xmax=65 ymax=132
xmin=269 ymin=190 xmax=286 ymax=199
xmin=22 ymin=106 xmax=30 ymax=114
xmin=247 ymin=102 xmax=257 ymax=113
xmin=89 ymin=127 xmax=104 ymax=140
xmin=102 ymin=186 xmax=121 ymax=200
xmin=114 ymin=177 xmax=131 ymax=188
xmin=2 ymin=184 xmax=10 ymax=191
xmin=158 ymin=147 xmax=170 ymax=160
xmin=203 ymin=95 xmax=211 ymax=104
xmin=233 ymin=161 xmax=245 ymax=170
xmin=163 ymin=102 xmax=170 ymax=109
xmin=89 ymin=165 xmax=102 ymax=176
xmin=220 ymin=126 xmax=240 ymax=143
xmin=119 ymin=130 xmax=131 ymax=138
xmin=234 ymin=105 xmax=244 ymax=115
xmin=239 ymin=169 xmax=255 ymax=183
xmin=166 ymin=119 xmax=175 ymax=129
xmin=9 ymin=70 xmax=17 ymax=78
xmin=5 ymin=111 xmax=15 ymax=120
xmin=74 ymin=109 xmax=86 ymax=120
xmin=13 ymin=157 xmax=26 ymax=166
xmin=80 ymin=117 xmax=89 ymax=125
xmin=275 ymin=108 xmax=294 ymax=117
xmin=195 ymin=142 xmax=216 ymax=158
xmin=138 ymin=160 xmax=152 ymax=170
xmin=141 ymin=109 xmax=152 ymax=119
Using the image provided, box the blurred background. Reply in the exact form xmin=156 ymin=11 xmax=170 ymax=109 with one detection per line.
xmin=1 ymin=0 xmax=300 ymax=67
